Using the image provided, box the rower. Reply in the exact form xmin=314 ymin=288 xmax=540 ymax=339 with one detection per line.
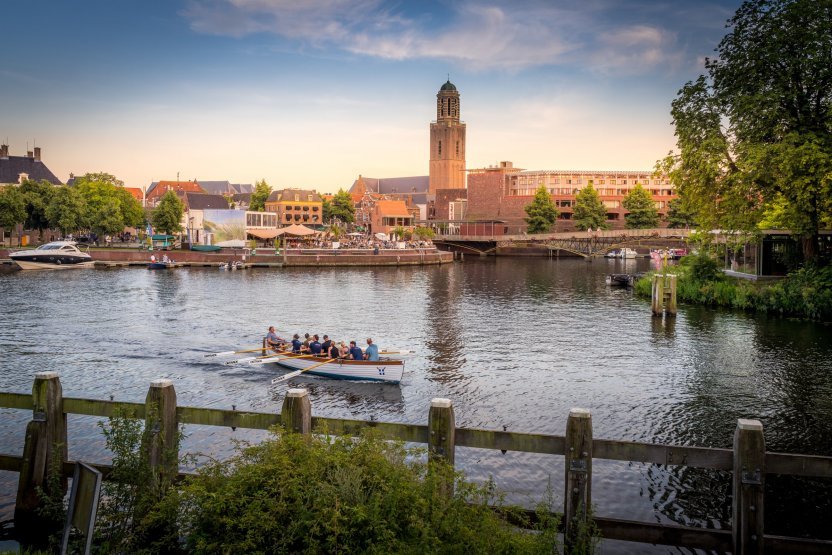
xmin=309 ymin=335 xmax=323 ymax=356
xmin=290 ymin=334 xmax=302 ymax=353
xmin=349 ymin=341 xmax=363 ymax=360
xmin=265 ymin=326 xmax=286 ymax=352
xmin=364 ymin=338 xmax=379 ymax=361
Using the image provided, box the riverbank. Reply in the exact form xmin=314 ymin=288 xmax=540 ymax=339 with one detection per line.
xmin=635 ymin=255 xmax=832 ymax=321
xmin=0 ymin=247 xmax=454 ymax=268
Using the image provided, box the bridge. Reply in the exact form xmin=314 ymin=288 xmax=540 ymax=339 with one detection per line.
xmin=433 ymin=228 xmax=692 ymax=257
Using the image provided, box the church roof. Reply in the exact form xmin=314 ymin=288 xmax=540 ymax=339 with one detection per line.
xmin=185 ymin=192 xmax=229 ymax=210
xmin=351 ymin=175 xmax=429 ymax=196
xmin=440 ymin=80 xmax=457 ymax=92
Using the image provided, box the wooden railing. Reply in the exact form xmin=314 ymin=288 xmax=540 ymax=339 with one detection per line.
xmin=2 ymin=373 xmax=832 ymax=553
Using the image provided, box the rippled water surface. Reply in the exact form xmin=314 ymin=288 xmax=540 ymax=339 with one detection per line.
xmin=1 ymin=258 xmax=831 ymax=552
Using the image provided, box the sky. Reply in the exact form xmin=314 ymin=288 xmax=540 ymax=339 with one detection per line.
xmin=1 ymin=0 xmax=741 ymax=193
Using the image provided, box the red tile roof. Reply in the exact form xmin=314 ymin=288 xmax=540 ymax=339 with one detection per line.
xmin=147 ymin=181 xmax=205 ymax=199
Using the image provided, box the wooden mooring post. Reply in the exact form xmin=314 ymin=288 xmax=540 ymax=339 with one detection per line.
xmin=14 ymin=371 xmax=68 ymax=541
xmin=143 ymin=379 xmax=179 ymax=484
xmin=651 ymin=273 xmax=677 ymax=317
xmin=733 ymin=419 xmax=766 ymax=555
xmin=281 ymin=388 xmax=312 ymax=436
xmin=564 ymin=408 xmax=593 ymax=548
xmin=428 ymin=398 xmax=456 ymax=495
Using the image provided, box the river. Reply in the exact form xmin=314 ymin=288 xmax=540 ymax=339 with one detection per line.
xmin=1 ymin=258 xmax=830 ymax=552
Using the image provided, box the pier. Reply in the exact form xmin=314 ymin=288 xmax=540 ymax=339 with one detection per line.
xmin=2 ymin=374 xmax=831 ymax=553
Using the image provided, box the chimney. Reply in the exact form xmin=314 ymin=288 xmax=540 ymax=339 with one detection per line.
xmin=27 ymin=150 xmax=33 ymax=158
xmin=0 ymin=144 xmax=8 ymax=158
xmin=33 ymin=147 xmax=41 ymax=162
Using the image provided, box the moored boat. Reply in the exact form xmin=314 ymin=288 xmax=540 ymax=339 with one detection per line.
xmin=148 ymin=261 xmax=178 ymax=270
xmin=605 ymin=274 xmax=631 ymax=286
xmin=9 ymin=241 xmax=94 ymax=270
xmin=272 ymin=352 xmax=404 ymax=384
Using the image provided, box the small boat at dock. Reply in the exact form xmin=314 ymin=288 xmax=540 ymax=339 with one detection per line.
xmin=9 ymin=241 xmax=94 ymax=270
xmin=271 ymin=352 xmax=405 ymax=384
xmin=148 ymin=260 xmax=179 ymax=270
xmin=606 ymin=274 xmax=633 ymax=287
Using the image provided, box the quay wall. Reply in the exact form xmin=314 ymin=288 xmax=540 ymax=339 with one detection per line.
xmin=0 ymin=248 xmax=454 ymax=267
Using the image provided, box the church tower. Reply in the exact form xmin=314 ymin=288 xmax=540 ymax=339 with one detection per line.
xmin=429 ymin=80 xmax=466 ymax=194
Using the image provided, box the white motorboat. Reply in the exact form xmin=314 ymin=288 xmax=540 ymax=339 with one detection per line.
xmin=618 ymin=248 xmax=639 ymax=259
xmin=9 ymin=241 xmax=94 ymax=270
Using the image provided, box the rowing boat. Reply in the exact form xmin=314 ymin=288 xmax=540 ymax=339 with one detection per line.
xmin=272 ymin=352 xmax=405 ymax=384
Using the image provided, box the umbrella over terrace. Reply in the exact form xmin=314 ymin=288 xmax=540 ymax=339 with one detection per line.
xmin=275 ymin=224 xmax=319 ymax=236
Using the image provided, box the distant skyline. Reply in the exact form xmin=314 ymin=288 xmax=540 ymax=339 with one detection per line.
xmin=2 ymin=0 xmax=741 ymax=193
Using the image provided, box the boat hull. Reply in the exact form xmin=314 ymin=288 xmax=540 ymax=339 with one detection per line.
xmin=147 ymin=262 xmax=177 ymax=270
xmin=273 ymin=353 xmax=404 ymax=384
xmin=10 ymin=257 xmax=94 ymax=270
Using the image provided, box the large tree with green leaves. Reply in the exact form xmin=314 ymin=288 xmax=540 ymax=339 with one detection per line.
xmin=663 ymin=0 xmax=832 ymax=260
xmin=46 ymin=186 xmax=86 ymax=235
xmin=524 ymin=186 xmax=559 ymax=233
xmin=250 ymin=179 xmax=271 ymax=212
xmin=151 ymin=191 xmax=185 ymax=235
xmin=0 ymin=186 xmax=27 ymax=245
xmin=73 ymin=173 xmax=144 ymax=234
xmin=328 ymin=189 xmax=355 ymax=224
xmin=665 ymin=197 xmax=697 ymax=229
xmin=19 ymin=179 xmax=55 ymax=240
xmin=623 ymin=184 xmax=659 ymax=229
xmin=572 ymin=184 xmax=609 ymax=231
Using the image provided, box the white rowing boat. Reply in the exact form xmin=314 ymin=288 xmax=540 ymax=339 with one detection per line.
xmin=272 ymin=352 xmax=405 ymax=384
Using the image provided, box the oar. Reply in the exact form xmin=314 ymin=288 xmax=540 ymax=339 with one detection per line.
xmin=271 ymin=358 xmax=335 ymax=384
xmin=204 ymin=346 xmax=267 ymax=358
xmin=248 ymin=352 xmax=321 ymax=366
xmin=380 ymin=349 xmax=416 ymax=355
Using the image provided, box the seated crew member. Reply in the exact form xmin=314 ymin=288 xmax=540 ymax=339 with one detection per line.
xmin=328 ymin=341 xmax=341 ymax=359
xmin=321 ymin=335 xmax=332 ymax=355
xmin=266 ymin=326 xmax=286 ymax=352
xmin=338 ymin=342 xmax=349 ymax=359
xmin=291 ymin=334 xmax=302 ymax=353
xmin=364 ymin=338 xmax=379 ymax=361
xmin=309 ymin=335 xmax=323 ymax=356
xmin=349 ymin=341 xmax=363 ymax=361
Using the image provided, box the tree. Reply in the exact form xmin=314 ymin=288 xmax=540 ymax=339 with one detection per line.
xmin=413 ymin=226 xmax=435 ymax=241
xmin=572 ymin=184 xmax=609 ymax=231
xmin=666 ymin=197 xmax=697 ymax=229
xmin=329 ymin=189 xmax=355 ymax=224
xmin=73 ymin=173 xmax=143 ymax=234
xmin=19 ymin=179 xmax=55 ymax=240
xmin=0 ymin=186 xmax=26 ymax=246
xmin=46 ymin=186 xmax=86 ymax=236
xmin=151 ymin=191 xmax=185 ymax=235
xmin=250 ymin=179 xmax=271 ymax=212
xmin=524 ymin=185 xmax=559 ymax=234
xmin=115 ymin=188 xmax=145 ymax=229
xmin=663 ymin=0 xmax=832 ymax=260
xmin=623 ymin=184 xmax=659 ymax=229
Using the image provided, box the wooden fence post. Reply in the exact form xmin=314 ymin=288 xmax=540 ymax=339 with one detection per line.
xmin=14 ymin=372 xmax=68 ymax=543
xmin=281 ymin=388 xmax=311 ymax=436
xmin=732 ymin=419 xmax=765 ymax=555
xmin=428 ymin=398 xmax=456 ymax=496
xmin=143 ymin=379 xmax=179 ymax=483
xmin=428 ymin=398 xmax=455 ymax=465
xmin=565 ymin=408 xmax=593 ymax=549
xmin=651 ymin=274 xmax=664 ymax=316
xmin=666 ymin=274 xmax=678 ymax=316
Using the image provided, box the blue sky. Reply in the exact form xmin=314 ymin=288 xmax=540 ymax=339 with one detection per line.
xmin=2 ymin=0 xmax=740 ymax=192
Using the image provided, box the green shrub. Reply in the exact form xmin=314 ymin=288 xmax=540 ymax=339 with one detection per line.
xmin=679 ymin=252 xmax=722 ymax=283
xmin=168 ymin=429 xmax=566 ymax=554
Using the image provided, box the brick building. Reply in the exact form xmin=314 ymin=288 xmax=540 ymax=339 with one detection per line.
xmin=466 ymin=162 xmax=676 ymax=232
xmin=265 ymin=188 xmax=323 ymax=226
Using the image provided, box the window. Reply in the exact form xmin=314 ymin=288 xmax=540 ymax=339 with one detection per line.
xmin=438 ymin=141 xmax=442 ymax=156
xmin=456 ymin=141 xmax=459 ymax=157
xmin=308 ymin=195 xmax=313 ymax=201
xmin=294 ymin=194 xmax=299 ymax=201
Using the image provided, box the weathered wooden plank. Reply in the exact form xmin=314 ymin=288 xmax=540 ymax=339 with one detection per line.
xmin=143 ymin=379 xmax=179 ymax=483
xmin=0 ymin=391 xmax=33 ymax=410
xmin=428 ymin=398 xmax=455 ymax=465
xmin=766 ymin=452 xmax=832 ymax=478
xmin=177 ymin=406 xmax=280 ymax=430
xmin=456 ymin=428 xmax=566 ymax=454
xmin=594 ymin=517 xmax=732 ymax=551
xmin=593 ymin=438 xmax=734 ymax=470
xmin=763 ymin=534 xmax=832 ymax=555
xmin=312 ymin=416 xmax=429 ymax=443
xmin=0 ymin=453 xmax=23 ymax=472
xmin=63 ymin=397 xmax=146 ymax=418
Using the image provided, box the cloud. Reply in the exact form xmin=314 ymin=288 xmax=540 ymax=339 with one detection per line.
xmin=181 ymin=0 xmax=705 ymax=73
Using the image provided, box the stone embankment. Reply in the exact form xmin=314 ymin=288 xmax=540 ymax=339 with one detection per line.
xmin=1 ymin=248 xmax=454 ymax=268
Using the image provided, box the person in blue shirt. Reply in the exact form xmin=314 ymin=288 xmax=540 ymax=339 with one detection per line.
xmin=309 ymin=334 xmax=323 ymax=355
xmin=291 ymin=334 xmax=302 ymax=353
xmin=364 ymin=338 xmax=379 ymax=361
xmin=266 ymin=326 xmax=286 ymax=352
xmin=349 ymin=341 xmax=363 ymax=360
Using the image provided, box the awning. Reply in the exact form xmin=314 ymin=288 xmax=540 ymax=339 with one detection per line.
xmin=276 ymin=224 xmax=318 ymax=236
xmin=247 ymin=229 xmax=280 ymax=239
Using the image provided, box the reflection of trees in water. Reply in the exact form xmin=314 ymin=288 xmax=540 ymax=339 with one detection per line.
xmin=642 ymin=306 xmax=832 ymax=538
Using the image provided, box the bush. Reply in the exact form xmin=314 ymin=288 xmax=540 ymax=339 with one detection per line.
xmin=168 ymin=429 xmax=566 ymax=554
